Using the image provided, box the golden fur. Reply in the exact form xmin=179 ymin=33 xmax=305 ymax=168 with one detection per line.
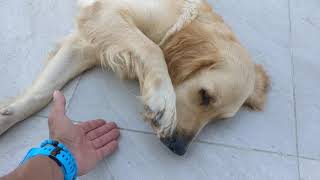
xmin=245 ymin=64 xmax=270 ymax=111
xmin=163 ymin=24 xmax=220 ymax=85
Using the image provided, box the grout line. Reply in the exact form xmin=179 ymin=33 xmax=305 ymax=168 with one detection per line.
xmin=118 ymin=128 xmax=320 ymax=161
xmin=119 ymin=125 xmax=319 ymax=161
xmin=69 ymin=120 xmax=320 ymax=161
xmin=114 ymin=126 xmax=302 ymax=159
xmin=43 ymin=117 xmax=320 ymax=162
xmin=66 ymin=75 xmax=83 ymax=113
xmin=35 ymin=114 xmax=48 ymax=119
xmin=118 ymin=127 xmax=155 ymax=135
xmin=198 ymin=140 xmax=297 ymax=158
xmin=80 ymin=121 xmax=297 ymax=157
xmin=299 ymin=155 xmax=320 ymax=162
xmin=287 ymin=0 xmax=301 ymax=178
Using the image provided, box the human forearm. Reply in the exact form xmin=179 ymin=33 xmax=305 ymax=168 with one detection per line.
xmin=2 ymin=156 xmax=63 ymax=180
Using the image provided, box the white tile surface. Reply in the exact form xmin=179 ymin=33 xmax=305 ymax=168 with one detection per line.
xmin=290 ymin=0 xmax=320 ymax=159
xmin=300 ymin=158 xmax=320 ymax=180
xmin=67 ymin=68 xmax=151 ymax=132
xmin=0 ymin=0 xmax=78 ymax=117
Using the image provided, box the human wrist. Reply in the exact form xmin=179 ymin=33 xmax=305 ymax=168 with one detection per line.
xmin=50 ymin=127 xmax=77 ymax=158
xmin=51 ymin=137 xmax=74 ymax=154
xmin=50 ymin=137 xmax=79 ymax=167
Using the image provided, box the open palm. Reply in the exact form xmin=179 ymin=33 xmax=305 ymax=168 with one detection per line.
xmin=48 ymin=91 xmax=120 ymax=175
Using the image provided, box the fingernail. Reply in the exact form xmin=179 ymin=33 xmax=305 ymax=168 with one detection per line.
xmin=53 ymin=90 xmax=59 ymax=100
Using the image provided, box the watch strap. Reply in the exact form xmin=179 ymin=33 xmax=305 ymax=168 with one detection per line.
xmin=21 ymin=140 xmax=78 ymax=180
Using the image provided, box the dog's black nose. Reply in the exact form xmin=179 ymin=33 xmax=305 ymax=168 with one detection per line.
xmin=160 ymin=134 xmax=189 ymax=156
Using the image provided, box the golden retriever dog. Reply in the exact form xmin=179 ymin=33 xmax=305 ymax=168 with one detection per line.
xmin=0 ymin=0 xmax=269 ymax=155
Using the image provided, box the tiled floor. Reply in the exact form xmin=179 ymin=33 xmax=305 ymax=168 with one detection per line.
xmin=0 ymin=0 xmax=319 ymax=179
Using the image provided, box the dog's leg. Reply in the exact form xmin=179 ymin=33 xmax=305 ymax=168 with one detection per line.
xmin=0 ymin=33 xmax=98 ymax=135
xmin=136 ymin=44 xmax=177 ymax=137
xmin=120 ymin=37 xmax=177 ymax=137
xmin=80 ymin=15 xmax=177 ymax=137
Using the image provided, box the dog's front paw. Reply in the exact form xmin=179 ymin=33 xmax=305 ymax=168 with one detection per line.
xmin=143 ymin=83 xmax=177 ymax=137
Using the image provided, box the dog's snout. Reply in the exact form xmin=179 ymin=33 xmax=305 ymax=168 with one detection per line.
xmin=160 ymin=132 xmax=192 ymax=156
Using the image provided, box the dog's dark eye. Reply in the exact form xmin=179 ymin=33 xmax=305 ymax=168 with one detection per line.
xmin=199 ymin=89 xmax=214 ymax=106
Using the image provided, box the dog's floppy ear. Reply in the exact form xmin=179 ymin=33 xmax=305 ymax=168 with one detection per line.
xmin=244 ymin=64 xmax=270 ymax=111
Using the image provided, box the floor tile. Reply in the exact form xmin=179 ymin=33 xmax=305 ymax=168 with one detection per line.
xmin=198 ymin=0 xmax=296 ymax=154
xmin=78 ymin=163 xmax=113 ymax=180
xmin=300 ymin=158 xmax=320 ymax=180
xmin=290 ymin=0 xmax=320 ymax=159
xmin=0 ymin=0 xmax=78 ymax=118
xmin=0 ymin=116 xmax=49 ymax=176
xmin=80 ymin=130 xmax=298 ymax=180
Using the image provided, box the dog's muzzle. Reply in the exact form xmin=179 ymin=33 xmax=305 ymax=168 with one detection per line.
xmin=160 ymin=131 xmax=193 ymax=156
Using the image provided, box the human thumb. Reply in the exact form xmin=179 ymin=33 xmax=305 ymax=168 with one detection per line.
xmin=49 ymin=90 xmax=72 ymax=142
xmin=52 ymin=90 xmax=66 ymax=117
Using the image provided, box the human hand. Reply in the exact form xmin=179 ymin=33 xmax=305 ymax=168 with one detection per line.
xmin=48 ymin=90 xmax=120 ymax=176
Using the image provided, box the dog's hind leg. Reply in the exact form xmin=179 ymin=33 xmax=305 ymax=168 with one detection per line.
xmin=0 ymin=33 xmax=98 ymax=135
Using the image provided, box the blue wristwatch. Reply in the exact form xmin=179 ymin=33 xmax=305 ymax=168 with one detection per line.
xmin=21 ymin=140 xmax=78 ymax=180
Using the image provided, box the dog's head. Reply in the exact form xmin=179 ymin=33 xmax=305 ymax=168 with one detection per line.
xmin=161 ymin=22 xmax=270 ymax=155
